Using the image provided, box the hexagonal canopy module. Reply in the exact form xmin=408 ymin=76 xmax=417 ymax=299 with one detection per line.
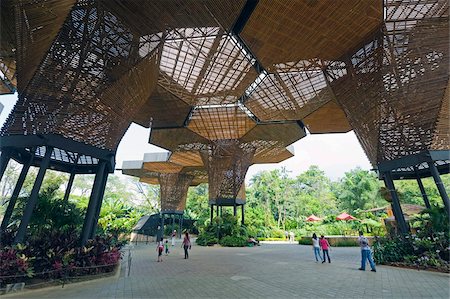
xmin=122 ymin=152 xmax=207 ymax=214
xmin=149 ymin=105 xmax=303 ymax=206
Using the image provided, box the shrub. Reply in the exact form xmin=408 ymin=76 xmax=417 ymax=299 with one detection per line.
xmin=219 ymin=236 xmax=247 ymax=247
xmin=0 ymin=245 xmax=34 ymax=286
xmin=333 ymin=239 xmax=358 ymax=247
xmin=269 ymin=228 xmax=286 ymax=239
xmin=298 ymin=238 xmax=312 ymax=245
xmin=196 ymin=233 xmax=218 ymax=246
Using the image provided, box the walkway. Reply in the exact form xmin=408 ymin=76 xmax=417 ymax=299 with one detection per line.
xmin=3 ymin=242 xmax=449 ymax=298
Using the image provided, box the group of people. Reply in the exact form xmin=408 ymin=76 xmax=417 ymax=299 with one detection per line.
xmin=285 ymin=231 xmax=296 ymax=242
xmin=156 ymin=230 xmax=192 ymax=262
xmin=311 ymin=231 xmax=376 ymax=272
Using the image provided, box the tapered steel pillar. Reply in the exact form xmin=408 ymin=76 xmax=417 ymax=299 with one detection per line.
xmin=159 ymin=214 xmax=164 ymax=241
xmin=428 ymin=162 xmax=450 ymax=214
xmin=414 ymin=167 xmax=431 ymax=209
xmin=383 ymin=171 xmax=409 ymax=234
xmin=0 ymin=149 xmax=11 ymax=182
xmin=210 ymin=204 xmax=214 ymax=222
xmin=81 ymin=161 xmax=107 ymax=246
xmin=89 ymin=167 xmax=109 ymax=239
xmin=1 ymin=158 xmax=32 ymax=232
xmin=241 ymin=205 xmax=245 ymax=225
xmin=14 ymin=146 xmax=53 ymax=244
xmin=63 ymin=172 xmax=76 ymax=203
xmin=179 ymin=214 xmax=183 ymax=237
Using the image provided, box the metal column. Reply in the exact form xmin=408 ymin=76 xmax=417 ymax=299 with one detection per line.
xmin=14 ymin=146 xmax=53 ymax=244
xmin=0 ymin=149 xmax=11 ymax=182
xmin=63 ymin=172 xmax=76 ymax=203
xmin=414 ymin=167 xmax=431 ymax=209
xmin=428 ymin=162 xmax=450 ymax=214
xmin=159 ymin=214 xmax=164 ymax=241
xmin=1 ymin=159 xmax=32 ymax=232
xmin=241 ymin=205 xmax=245 ymax=225
xmin=383 ymin=171 xmax=409 ymax=234
xmin=180 ymin=214 xmax=183 ymax=237
xmin=81 ymin=161 xmax=106 ymax=246
xmin=210 ymin=204 xmax=214 ymax=222
xmin=233 ymin=203 xmax=237 ymax=216
xmin=89 ymin=167 xmax=109 ymax=239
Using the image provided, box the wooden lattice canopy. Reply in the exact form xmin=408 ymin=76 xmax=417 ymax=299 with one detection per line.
xmin=122 ymin=152 xmax=208 ymax=212
xmin=0 ymin=0 xmax=448 ymax=170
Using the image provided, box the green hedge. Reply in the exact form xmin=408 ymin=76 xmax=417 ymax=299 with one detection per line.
xmin=298 ymin=238 xmax=312 ymax=245
xmin=219 ymin=235 xmax=248 ymax=247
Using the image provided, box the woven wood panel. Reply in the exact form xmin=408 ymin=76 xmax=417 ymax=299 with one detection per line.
xmin=200 ymin=140 xmax=255 ymax=201
xmin=158 ymin=172 xmax=194 ymax=212
xmin=150 ymin=127 xmax=209 ymax=151
xmin=104 ymin=0 xmax=245 ymax=36
xmin=14 ymin=0 xmax=76 ymax=92
xmin=240 ymin=122 xmax=305 ymax=146
xmin=252 ymin=146 xmax=294 ymax=164
xmin=333 ymin=1 xmax=449 ymax=165
xmin=431 ymin=82 xmax=450 ymax=150
xmin=2 ymin=1 xmax=159 ymax=150
xmin=132 ymin=85 xmax=191 ymax=129
xmin=244 ymin=68 xmax=334 ymax=122
xmin=158 ymin=30 xmax=257 ymax=106
xmin=0 ymin=1 xmax=17 ymax=94
xmin=241 ymin=0 xmax=382 ymax=68
xmin=303 ymin=100 xmax=352 ymax=133
xmin=188 ymin=107 xmax=256 ymax=140
xmin=143 ymin=161 xmax=184 ymax=174
xmin=139 ymin=177 xmax=159 ymax=185
xmin=169 ymin=151 xmax=203 ymax=167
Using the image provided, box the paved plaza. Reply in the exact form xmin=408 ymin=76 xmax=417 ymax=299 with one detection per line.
xmin=3 ymin=242 xmax=449 ymax=298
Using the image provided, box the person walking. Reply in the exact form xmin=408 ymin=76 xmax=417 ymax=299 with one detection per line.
xmin=171 ymin=230 xmax=176 ymax=246
xmin=164 ymin=239 xmax=170 ymax=256
xmin=312 ymin=233 xmax=321 ymax=262
xmin=319 ymin=235 xmax=331 ymax=263
xmin=182 ymin=232 xmax=191 ymax=259
xmin=358 ymin=231 xmax=376 ymax=272
xmin=156 ymin=237 xmax=164 ymax=262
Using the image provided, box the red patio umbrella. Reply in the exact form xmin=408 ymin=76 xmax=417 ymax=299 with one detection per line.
xmin=306 ymin=214 xmax=322 ymax=222
xmin=336 ymin=212 xmax=357 ymax=221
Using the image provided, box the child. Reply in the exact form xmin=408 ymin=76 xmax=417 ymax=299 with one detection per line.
xmin=165 ymin=240 xmax=170 ymax=255
xmin=319 ymin=235 xmax=331 ymax=263
xmin=156 ymin=237 xmax=164 ymax=262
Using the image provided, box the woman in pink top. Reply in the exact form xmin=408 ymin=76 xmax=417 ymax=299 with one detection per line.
xmin=319 ymin=235 xmax=331 ymax=263
xmin=182 ymin=232 xmax=191 ymax=259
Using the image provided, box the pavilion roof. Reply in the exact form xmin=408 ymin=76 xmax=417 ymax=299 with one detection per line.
xmin=1 ymin=0 xmax=448 ymax=169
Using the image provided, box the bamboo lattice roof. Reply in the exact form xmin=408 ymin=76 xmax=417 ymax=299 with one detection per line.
xmin=0 ymin=0 xmax=448 ymax=169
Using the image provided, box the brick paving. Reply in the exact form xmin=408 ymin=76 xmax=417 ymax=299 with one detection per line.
xmin=3 ymin=241 xmax=449 ymax=298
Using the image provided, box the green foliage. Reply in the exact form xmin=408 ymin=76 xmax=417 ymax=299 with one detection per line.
xmin=196 ymin=214 xmax=248 ymax=247
xmin=219 ymin=235 xmax=248 ymax=247
xmin=298 ymin=238 xmax=313 ymax=245
xmin=333 ymin=168 xmax=385 ymax=211
xmin=196 ymin=233 xmax=219 ymax=246
xmin=373 ymin=206 xmax=449 ymax=271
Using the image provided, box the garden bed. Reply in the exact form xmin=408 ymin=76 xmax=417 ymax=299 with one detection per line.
xmin=298 ymin=235 xmax=374 ymax=247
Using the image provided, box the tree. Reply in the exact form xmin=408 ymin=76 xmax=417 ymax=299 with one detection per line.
xmin=333 ymin=168 xmax=384 ymax=212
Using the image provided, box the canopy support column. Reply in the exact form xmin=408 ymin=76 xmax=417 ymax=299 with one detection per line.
xmin=428 ymin=162 xmax=449 ymax=214
xmin=14 ymin=146 xmax=53 ymax=244
xmin=81 ymin=161 xmax=107 ymax=246
xmin=383 ymin=171 xmax=409 ymax=234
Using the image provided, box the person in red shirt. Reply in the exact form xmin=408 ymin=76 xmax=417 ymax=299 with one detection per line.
xmin=319 ymin=235 xmax=331 ymax=263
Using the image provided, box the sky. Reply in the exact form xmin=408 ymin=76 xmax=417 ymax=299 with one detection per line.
xmin=0 ymin=93 xmax=372 ymax=182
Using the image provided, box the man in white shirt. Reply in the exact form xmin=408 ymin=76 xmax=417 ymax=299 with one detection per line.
xmin=358 ymin=231 xmax=376 ymax=272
